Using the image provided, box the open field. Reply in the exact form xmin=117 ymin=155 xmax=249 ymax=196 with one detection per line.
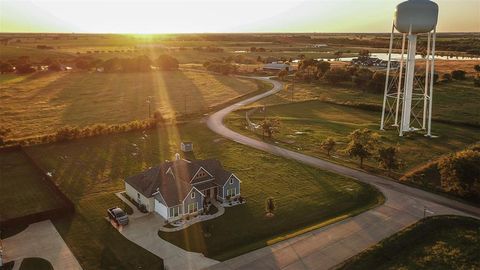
xmin=226 ymin=100 xmax=480 ymax=175
xmin=340 ymin=216 xmax=480 ymax=270
xmin=250 ymin=78 xmax=480 ymax=126
xmin=0 ymin=149 xmax=65 ymax=221
xmin=24 ymin=121 xmax=382 ymax=264
xmin=0 ymin=70 xmax=260 ymax=139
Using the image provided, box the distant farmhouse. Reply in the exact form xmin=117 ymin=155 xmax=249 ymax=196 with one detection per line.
xmin=124 ymin=156 xmax=241 ymax=221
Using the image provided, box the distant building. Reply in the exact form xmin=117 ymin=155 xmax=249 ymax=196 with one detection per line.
xmin=262 ymin=62 xmax=291 ymax=71
xmin=181 ymin=142 xmax=193 ymax=152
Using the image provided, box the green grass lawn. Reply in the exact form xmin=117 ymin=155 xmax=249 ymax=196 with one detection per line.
xmin=0 ymin=150 xmax=65 ymax=221
xmin=252 ymin=79 xmax=480 ymax=126
xmin=0 ymin=70 xmax=259 ymax=139
xmin=19 ymin=258 xmax=53 ymax=270
xmin=340 ymin=216 xmax=480 ymax=270
xmin=25 ymin=121 xmax=382 ymax=265
xmin=226 ymin=100 xmax=480 ymax=175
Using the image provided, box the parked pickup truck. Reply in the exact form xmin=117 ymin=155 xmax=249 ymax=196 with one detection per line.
xmin=107 ymin=207 xmax=129 ymax=226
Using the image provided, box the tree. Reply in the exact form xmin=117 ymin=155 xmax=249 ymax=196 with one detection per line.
xmin=0 ymin=62 xmax=14 ymax=73
xmin=368 ymin=71 xmax=387 ymax=93
xmin=156 ymin=55 xmax=179 ymax=70
xmin=474 ymin=64 xmax=480 ymax=73
xmin=323 ymin=68 xmax=350 ymax=85
xmin=352 ymin=68 xmax=374 ymax=90
xmin=333 ymin=51 xmax=343 ymax=60
xmin=442 ymin=73 xmax=452 ymax=82
xmin=320 ymin=137 xmax=336 ymax=156
xmin=277 ymin=68 xmax=288 ymax=81
xmin=316 ymin=61 xmax=331 ymax=75
xmin=345 ymin=128 xmax=379 ymax=168
xmin=377 ymin=146 xmax=401 ymax=171
xmin=265 ymin=197 xmax=275 ymax=217
xmin=16 ymin=64 xmax=35 ymax=74
xmin=438 ymin=150 xmax=480 ymax=197
xmin=261 ymin=118 xmax=280 ymax=139
xmin=358 ymin=49 xmax=370 ymax=57
xmin=451 ymin=70 xmax=467 ymax=80
xmin=48 ymin=61 xmax=62 ymax=71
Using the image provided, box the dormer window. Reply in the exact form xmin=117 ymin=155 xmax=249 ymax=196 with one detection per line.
xmin=191 ymin=191 xmax=195 ymax=199
xmin=230 ymin=178 xmax=234 ymax=184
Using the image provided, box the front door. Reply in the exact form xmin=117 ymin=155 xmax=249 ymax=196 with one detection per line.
xmin=205 ymin=188 xmax=210 ymax=197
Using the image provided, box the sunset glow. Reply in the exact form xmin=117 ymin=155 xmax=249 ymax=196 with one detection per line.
xmin=1 ymin=0 xmax=479 ymax=33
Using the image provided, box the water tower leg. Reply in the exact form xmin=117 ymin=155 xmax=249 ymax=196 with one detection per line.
xmin=394 ymin=33 xmax=406 ymax=127
xmin=380 ymin=23 xmax=395 ymax=131
xmin=401 ymin=33 xmax=417 ymax=133
xmin=422 ymin=32 xmax=432 ymax=130
xmin=427 ymin=28 xmax=437 ymax=137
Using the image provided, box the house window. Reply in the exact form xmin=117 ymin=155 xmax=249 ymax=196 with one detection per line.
xmin=230 ymin=178 xmax=234 ymax=184
xmin=226 ymin=188 xmax=236 ymax=197
xmin=191 ymin=191 xmax=195 ymax=199
xmin=169 ymin=206 xmax=180 ymax=218
xmin=188 ymin=202 xmax=198 ymax=213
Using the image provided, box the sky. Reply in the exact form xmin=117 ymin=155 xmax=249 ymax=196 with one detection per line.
xmin=1 ymin=0 xmax=479 ymax=33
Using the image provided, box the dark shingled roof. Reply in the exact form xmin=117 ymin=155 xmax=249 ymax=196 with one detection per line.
xmin=124 ymin=158 xmax=234 ymax=207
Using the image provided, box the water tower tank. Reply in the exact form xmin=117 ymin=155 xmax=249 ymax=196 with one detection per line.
xmin=394 ymin=0 xmax=439 ymax=34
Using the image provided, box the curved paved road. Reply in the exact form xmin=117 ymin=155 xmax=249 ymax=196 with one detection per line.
xmin=205 ymin=77 xmax=480 ymax=270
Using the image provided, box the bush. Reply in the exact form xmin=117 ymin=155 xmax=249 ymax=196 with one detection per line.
xmin=352 ymin=68 xmax=373 ymax=89
xmin=451 ymin=70 xmax=467 ymax=80
xmin=323 ymin=68 xmax=350 ymax=85
xmin=442 ymin=73 xmax=452 ymax=82
xmin=156 ymin=55 xmax=179 ymax=70
xmin=204 ymin=62 xmax=237 ymax=75
xmin=16 ymin=64 xmax=36 ymax=74
xmin=438 ymin=150 xmax=480 ymax=198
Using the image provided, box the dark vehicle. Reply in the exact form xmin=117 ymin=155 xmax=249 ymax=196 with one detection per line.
xmin=107 ymin=207 xmax=129 ymax=226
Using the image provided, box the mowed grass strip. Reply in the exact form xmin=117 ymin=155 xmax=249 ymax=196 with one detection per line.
xmin=227 ymin=100 xmax=480 ymax=174
xmin=0 ymin=150 xmax=65 ymax=221
xmin=0 ymin=70 xmax=259 ymax=139
xmin=339 ymin=216 xmax=480 ymax=270
xmin=25 ymin=122 xmax=382 ymax=265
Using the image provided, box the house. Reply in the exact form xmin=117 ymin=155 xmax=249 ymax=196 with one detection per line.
xmin=124 ymin=156 xmax=241 ymax=221
xmin=180 ymin=142 xmax=193 ymax=152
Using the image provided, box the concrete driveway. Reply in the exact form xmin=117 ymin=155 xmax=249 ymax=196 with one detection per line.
xmin=203 ymin=76 xmax=480 ymax=270
xmin=2 ymin=220 xmax=82 ymax=270
xmin=119 ymin=212 xmax=218 ymax=270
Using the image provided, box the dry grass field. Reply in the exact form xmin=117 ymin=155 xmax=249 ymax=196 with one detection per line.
xmin=0 ymin=70 xmax=259 ymax=139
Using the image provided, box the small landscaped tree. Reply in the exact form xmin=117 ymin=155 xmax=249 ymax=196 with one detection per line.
xmin=377 ymin=146 xmax=401 ymax=171
xmin=261 ymin=118 xmax=280 ymax=139
xmin=320 ymin=137 xmax=336 ymax=156
xmin=474 ymin=64 xmax=480 ymax=73
xmin=277 ymin=68 xmax=288 ymax=81
xmin=265 ymin=197 xmax=276 ymax=217
xmin=345 ymin=128 xmax=379 ymax=168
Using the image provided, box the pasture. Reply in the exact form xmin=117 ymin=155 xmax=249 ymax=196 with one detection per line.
xmin=0 ymin=70 xmax=260 ymax=139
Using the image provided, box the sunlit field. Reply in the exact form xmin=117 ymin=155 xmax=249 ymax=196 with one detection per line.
xmin=24 ymin=122 xmax=382 ymax=265
xmin=0 ymin=70 xmax=260 ymax=139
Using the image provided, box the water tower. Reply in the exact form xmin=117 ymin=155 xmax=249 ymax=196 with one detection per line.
xmin=380 ymin=0 xmax=439 ymax=137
